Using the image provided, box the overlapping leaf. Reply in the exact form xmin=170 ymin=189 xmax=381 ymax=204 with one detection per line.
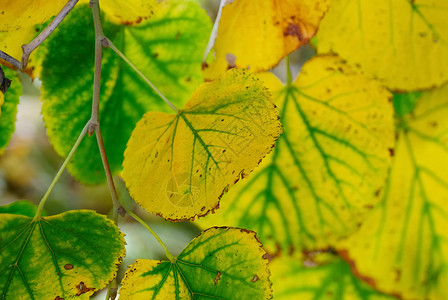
xmin=0 ymin=210 xmax=126 ymax=299
xmin=0 ymin=0 xmax=67 ymax=60
xmin=41 ymin=1 xmax=211 ymax=183
xmin=0 ymin=200 xmax=44 ymax=218
xmin=122 ymin=69 xmax=282 ymax=220
xmin=338 ymin=85 xmax=448 ymax=299
xmin=120 ymin=227 xmax=272 ymax=299
xmin=198 ymin=55 xmax=394 ymax=253
xmin=203 ymin=0 xmax=330 ymax=79
xmin=316 ymin=0 xmax=448 ymax=91
xmin=270 ymin=254 xmax=397 ymax=299
xmin=0 ymin=68 xmax=22 ymax=155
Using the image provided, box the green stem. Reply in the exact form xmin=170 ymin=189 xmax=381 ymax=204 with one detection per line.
xmin=33 ymin=124 xmax=89 ymax=221
xmin=285 ymin=55 xmax=292 ymax=87
xmin=105 ymin=38 xmax=180 ymax=113
xmin=127 ymin=210 xmax=176 ymax=262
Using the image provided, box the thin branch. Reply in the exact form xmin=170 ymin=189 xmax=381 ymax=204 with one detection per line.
xmin=202 ymin=0 xmax=234 ymax=63
xmin=105 ymin=38 xmax=180 ymax=113
xmin=21 ymin=0 xmax=80 ymax=69
xmin=33 ymin=123 xmax=89 ymax=221
xmin=0 ymin=0 xmax=79 ymax=70
xmin=127 ymin=210 xmax=176 ymax=262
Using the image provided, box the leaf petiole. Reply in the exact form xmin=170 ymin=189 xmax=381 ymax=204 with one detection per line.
xmin=127 ymin=210 xmax=176 ymax=262
xmin=33 ymin=123 xmax=89 ymax=221
xmin=104 ymin=38 xmax=180 ymax=113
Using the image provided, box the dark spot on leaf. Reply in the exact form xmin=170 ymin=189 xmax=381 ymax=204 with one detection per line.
xmin=251 ymin=275 xmax=259 ymax=282
xmin=153 ymin=53 xmax=159 ymax=58
xmin=201 ymin=206 xmax=205 ymax=211
xmin=64 ymin=264 xmax=74 ymax=270
xmin=54 ymin=296 xmax=64 ymax=300
xmin=76 ymin=282 xmax=94 ymax=296
xmin=283 ymin=23 xmax=308 ymax=43
xmin=186 ymin=77 xmax=191 ymax=82
xmin=202 ymin=62 xmax=208 ymax=70
xmin=0 ymin=66 xmax=12 ymax=94
xmin=214 ymin=271 xmax=222 ymax=285
xmin=388 ymin=148 xmax=395 ymax=157
xmin=175 ymin=31 xmax=181 ymax=40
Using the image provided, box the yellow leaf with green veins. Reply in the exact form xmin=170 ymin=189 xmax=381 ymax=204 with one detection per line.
xmin=203 ymin=0 xmax=330 ymax=79
xmin=0 ymin=210 xmax=126 ymax=299
xmin=338 ymin=85 xmax=448 ymax=299
xmin=0 ymin=0 xmax=67 ymax=60
xmin=120 ymin=227 xmax=272 ymax=299
xmin=198 ymin=55 xmax=394 ymax=253
xmin=316 ymin=0 xmax=448 ymax=91
xmin=270 ymin=254 xmax=398 ymax=299
xmin=122 ymin=69 xmax=282 ymax=221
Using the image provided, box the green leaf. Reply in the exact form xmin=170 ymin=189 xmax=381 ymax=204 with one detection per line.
xmin=0 ymin=200 xmax=45 ymax=218
xmin=393 ymin=92 xmax=421 ymax=117
xmin=270 ymin=254 xmax=397 ymax=299
xmin=0 ymin=210 xmax=126 ymax=299
xmin=197 ymin=55 xmax=395 ymax=253
xmin=316 ymin=0 xmax=448 ymax=90
xmin=41 ymin=0 xmax=211 ymax=183
xmin=338 ymin=84 xmax=448 ymax=299
xmin=0 ymin=68 xmax=21 ymax=155
xmin=122 ymin=68 xmax=282 ymax=221
xmin=120 ymin=227 xmax=272 ymax=299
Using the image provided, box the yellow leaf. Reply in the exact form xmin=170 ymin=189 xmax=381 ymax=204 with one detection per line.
xmin=203 ymin=0 xmax=331 ymax=79
xmin=99 ymin=0 xmax=157 ymax=24
xmin=270 ymin=254 xmax=398 ymax=299
xmin=338 ymin=85 xmax=448 ymax=299
xmin=122 ymin=69 xmax=282 ymax=221
xmin=0 ymin=0 xmax=67 ymax=60
xmin=197 ymin=55 xmax=395 ymax=253
xmin=316 ymin=0 xmax=448 ymax=91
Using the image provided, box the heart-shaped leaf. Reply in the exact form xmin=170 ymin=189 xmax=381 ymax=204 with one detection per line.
xmin=122 ymin=68 xmax=282 ymax=220
xmin=120 ymin=227 xmax=272 ymax=299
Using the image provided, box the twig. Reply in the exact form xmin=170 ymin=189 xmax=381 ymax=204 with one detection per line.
xmin=202 ymin=0 xmax=234 ymax=63
xmin=22 ymin=0 xmax=80 ymax=69
xmin=0 ymin=0 xmax=79 ymax=70
xmin=105 ymin=38 xmax=180 ymax=113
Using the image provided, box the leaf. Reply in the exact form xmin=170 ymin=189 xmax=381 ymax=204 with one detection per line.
xmin=270 ymin=254 xmax=397 ymax=299
xmin=122 ymin=68 xmax=282 ymax=221
xmin=0 ymin=210 xmax=126 ymax=299
xmin=99 ymin=0 xmax=157 ymax=25
xmin=0 ymin=68 xmax=21 ymax=155
xmin=120 ymin=227 xmax=272 ymax=299
xmin=316 ymin=0 xmax=448 ymax=91
xmin=0 ymin=200 xmax=45 ymax=218
xmin=203 ymin=0 xmax=330 ymax=79
xmin=0 ymin=0 xmax=67 ymax=60
xmin=337 ymin=84 xmax=448 ymax=299
xmin=197 ymin=55 xmax=394 ymax=253
xmin=41 ymin=1 xmax=211 ymax=183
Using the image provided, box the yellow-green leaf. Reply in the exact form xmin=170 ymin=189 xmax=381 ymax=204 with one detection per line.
xmin=0 ymin=210 xmax=126 ymax=299
xmin=0 ymin=0 xmax=67 ymax=60
xmin=0 ymin=68 xmax=21 ymax=155
xmin=0 ymin=200 xmax=45 ymax=218
xmin=197 ymin=55 xmax=394 ymax=253
xmin=120 ymin=227 xmax=272 ymax=299
xmin=270 ymin=254 xmax=397 ymax=299
xmin=203 ymin=0 xmax=330 ymax=79
xmin=122 ymin=69 xmax=282 ymax=221
xmin=316 ymin=0 xmax=448 ymax=91
xmin=338 ymin=85 xmax=448 ymax=299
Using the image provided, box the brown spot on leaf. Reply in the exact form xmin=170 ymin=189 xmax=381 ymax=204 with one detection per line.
xmin=251 ymin=275 xmax=259 ymax=282
xmin=389 ymin=148 xmax=395 ymax=157
xmin=283 ymin=23 xmax=308 ymax=43
xmin=64 ymin=264 xmax=74 ymax=270
xmin=76 ymin=282 xmax=95 ymax=296
xmin=214 ymin=271 xmax=222 ymax=285
xmin=175 ymin=31 xmax=181 ymax=40
xmin=54 ymin=297 xmax=64 ymax=300
xmin=338 ymin=249 xmax=377 ymax=288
